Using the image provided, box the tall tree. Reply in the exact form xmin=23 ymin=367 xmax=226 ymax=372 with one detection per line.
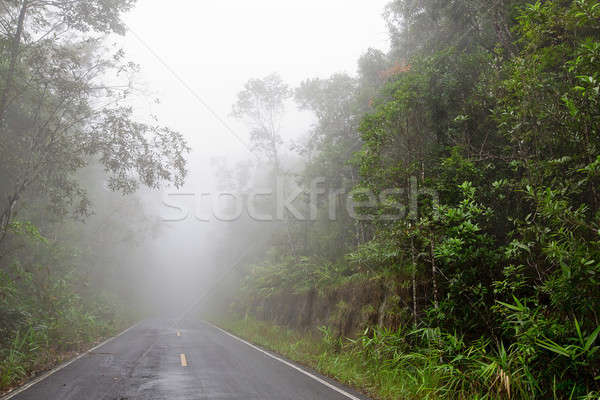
xmin=231 ymin=73 xmax=291 ymax=178
xmin=0 ymin=0 xmax=189 ymax=248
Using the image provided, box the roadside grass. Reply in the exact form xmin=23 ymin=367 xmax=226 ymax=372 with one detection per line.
xmin=1 ymin=266 xmax=138 ymax=393
xmin=217 ymin=318 xmax=440 ymax=400
xmin=0 ymin=315 xmax=132 ymax=393
xmin=216 ymin=317 xmax=599 ymax=400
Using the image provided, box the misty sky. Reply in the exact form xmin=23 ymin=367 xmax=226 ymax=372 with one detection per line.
xmin=119 ymin=0 xmax=390 ymax=183
xmin=114 ymin=1 xmax=391 ymax=307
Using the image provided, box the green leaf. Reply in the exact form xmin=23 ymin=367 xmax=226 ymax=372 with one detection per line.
xmin=561 ymin=95 xmax=578 ymax=117
xmin=574 ymin=318 xmax=583 ymax=345
xmin=584 ymin=326 xmax=600 ymax=352
xmin=536 ymin=338 xmax=572 ymax=358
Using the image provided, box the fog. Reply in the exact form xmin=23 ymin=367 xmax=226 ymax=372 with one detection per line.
xmin=113 ymin=0 xmax=390 ymax=316
xmin=4 ymin=1 xmax=597 ymax=397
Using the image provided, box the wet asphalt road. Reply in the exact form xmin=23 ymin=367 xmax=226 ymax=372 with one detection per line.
xmin=5 ymin=319 xmax=369 ymax=400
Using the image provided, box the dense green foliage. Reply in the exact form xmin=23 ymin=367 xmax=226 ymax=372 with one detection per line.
xmin=230 ymin=0 xmax=600 ymax=398
xmin=0 ymin=0 xmax=188 ymax=391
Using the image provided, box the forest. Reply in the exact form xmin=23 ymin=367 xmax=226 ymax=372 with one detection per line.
xmin=1 ymin=0 xmax=600 ymax=399
xmin=216 ymin=0 xmax=600 ymax=399
xmin=0 ymin=0 xmax=189 ymax=392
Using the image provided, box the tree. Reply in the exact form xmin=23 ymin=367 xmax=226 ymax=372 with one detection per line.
xmin=0 ymin=0 xmax=189 ymax=248
xmin=294 ymin=74 xmax=366 ymax=257
xmin=231 ymin=73 xmax=291 ymax=177
xmin=384 ymin=0 xmax=518 ymax=58
xmin=0 ymin=0 xmax=137 ymax=124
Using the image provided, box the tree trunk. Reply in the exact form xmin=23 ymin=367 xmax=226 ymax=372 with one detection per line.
xmin=493 ymin=2 xmax=515 ymax=56
xmin=378 ymin=291 xmax=388 ymax=328
xmin=410 ymin=235 xmax=418 ymax=327
xmin=0 ymin=196 xmax=17 ymax=246
xmin=0 ymin=0 xmax=29 ymax=124
xmin=0 ymin=158 xmax=47 ymax=248
xmin=286 ymin=219 xmax=297 ymax=258
xmin=431 ymin=237 xmax=439 ymax=310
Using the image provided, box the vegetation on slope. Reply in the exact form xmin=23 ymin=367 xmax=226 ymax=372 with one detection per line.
xmin=225 ymin=1 xmax=600 ymax=398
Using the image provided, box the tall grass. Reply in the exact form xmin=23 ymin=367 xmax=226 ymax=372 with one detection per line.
xmin=1 ymin=265 xmax=134 ymax=392
xmin=219 ymin=318 xmax=599 ymax=400
xmin=0 ymin=304 xmax=130 ymax=392
xmin=0 ymin=326 xmax=47 ymax=389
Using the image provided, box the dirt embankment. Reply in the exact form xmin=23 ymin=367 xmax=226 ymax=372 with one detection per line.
xmin=235 ymin=275 xmax=424 ymax=336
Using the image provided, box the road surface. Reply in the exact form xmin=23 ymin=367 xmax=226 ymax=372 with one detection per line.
xmin=3 ymin=319 xmax=370 ymax=400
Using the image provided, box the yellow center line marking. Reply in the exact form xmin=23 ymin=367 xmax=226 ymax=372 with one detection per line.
xmin=180 ymin=353 xmax=188 ymax=367
xmin=177 ymin=331 xmax=181 ymax=337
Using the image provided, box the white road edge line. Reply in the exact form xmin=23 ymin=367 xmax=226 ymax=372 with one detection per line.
xmin=0 ymin=322 xmax=142 ymax=400
xmin=204 ymin=321 xmax=364 ymax=400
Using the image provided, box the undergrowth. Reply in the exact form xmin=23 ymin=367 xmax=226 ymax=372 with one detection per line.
xmin=0 ymin=268 xmax=132 ymax=392
xmin=219 ymin=317 xmax=600 ymax=400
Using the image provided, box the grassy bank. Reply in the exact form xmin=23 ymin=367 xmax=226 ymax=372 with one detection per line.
xmin=218 ymin=317 xmax=600 ymax=399
xmin=0 ymin=269 xmax=135 ymax=394
xmin=218 ymin=317 xmax=439 ymax=400
xmin=0 ymin=316 xmax=132 ymax=394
